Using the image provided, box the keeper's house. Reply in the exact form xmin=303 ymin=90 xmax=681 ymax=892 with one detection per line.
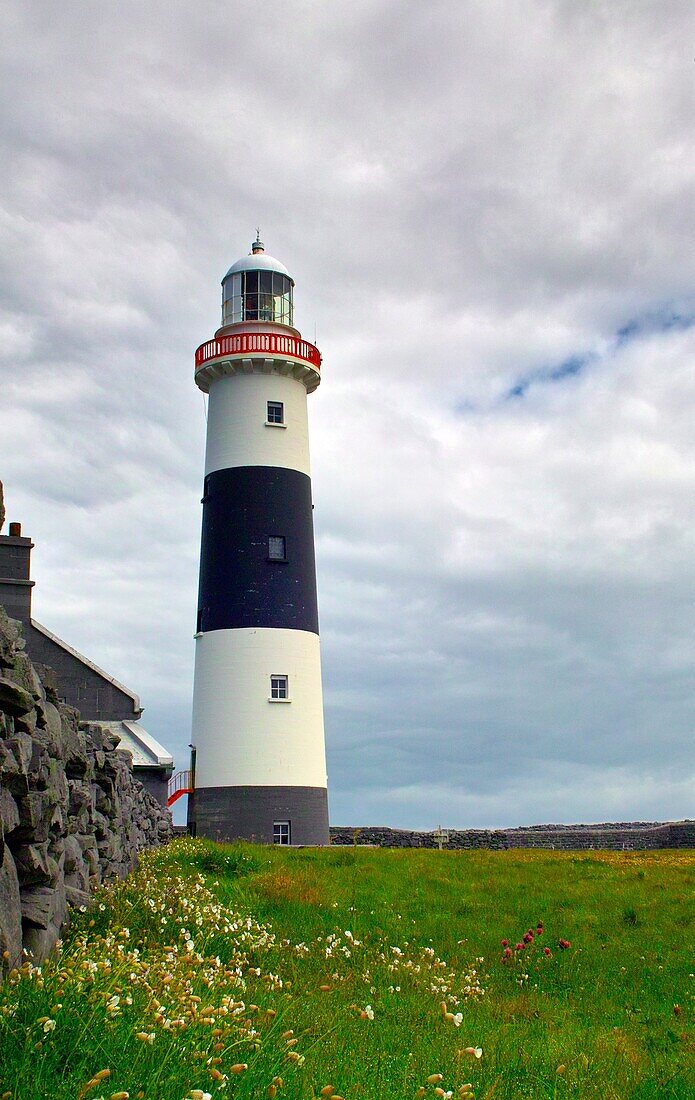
xmin=0 ymin=519 xmax=173 ymax=804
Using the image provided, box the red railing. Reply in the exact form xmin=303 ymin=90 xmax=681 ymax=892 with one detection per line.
xmin=167 ymin=769 xmax=194 ymax=807
xmin=195 ymin=331 xmax=321 ymax=371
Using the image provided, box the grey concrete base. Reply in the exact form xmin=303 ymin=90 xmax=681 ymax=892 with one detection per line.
xmin=189 ymin=785 xmax=329 ymax=845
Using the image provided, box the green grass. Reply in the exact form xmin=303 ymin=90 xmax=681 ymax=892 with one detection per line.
xmin=0 ymin=839 xmax=693 ymax=1099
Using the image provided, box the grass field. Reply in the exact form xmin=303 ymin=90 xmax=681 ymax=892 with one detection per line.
xmin=0 ymin=839 xmax=692 ymax=1099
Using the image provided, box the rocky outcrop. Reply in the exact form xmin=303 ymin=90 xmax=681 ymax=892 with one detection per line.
xmin=0 ymin=606 xmax=172 ymax=971
xmin=330 ymin=821 xmax=695 ymax=850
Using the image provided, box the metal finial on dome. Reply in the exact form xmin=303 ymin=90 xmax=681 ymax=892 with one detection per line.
xmin=251 ymin=228 xmax=264 ymax=254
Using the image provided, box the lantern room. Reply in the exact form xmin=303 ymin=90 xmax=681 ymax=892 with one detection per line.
xmin=221 ymin=233 xmax=294 ymax=327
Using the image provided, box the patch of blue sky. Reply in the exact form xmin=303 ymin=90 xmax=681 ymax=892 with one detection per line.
xmin=503 ymin=303 xmax=694 ymax=403
xmin=451 ymin=303 xmax=694 ymax=413
xmin=644 ymin=307 xmax=694 ymax=332
xmin=505 ymin=351 xmax=595 ymax=401
xmin=454 ymin=396 xmax=479 ymax=415
xmin=617 ymin=307 xmax=694 ymax=346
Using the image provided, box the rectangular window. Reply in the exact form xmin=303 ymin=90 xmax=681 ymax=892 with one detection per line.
xmin=268 ymin=536 xmax=286 ymax=561
xmin=273 ymin=821 xmax=291 ymax=845
xmin=258 ymin=294 xmax=273 ymax=321
xmin=270 ymin=675 xmax=288 ymax=700
xmin=267 ymin=400 xmax=284 ymax=424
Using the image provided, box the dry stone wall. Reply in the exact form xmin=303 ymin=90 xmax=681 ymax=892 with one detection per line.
xmin=330 ymin=821 xmax=695 ymax=850
xmin=0 ymin=606 xmax=172 ymax=972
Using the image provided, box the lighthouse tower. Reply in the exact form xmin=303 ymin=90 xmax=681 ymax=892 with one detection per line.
xmin=189 ymin=236 xmax=329 ymax=845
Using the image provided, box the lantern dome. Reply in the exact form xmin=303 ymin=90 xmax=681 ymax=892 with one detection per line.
xmin=220 ymin=234 xmax=294 ymax=327
xmin=223 ymin=253 xmax=291 ymax=279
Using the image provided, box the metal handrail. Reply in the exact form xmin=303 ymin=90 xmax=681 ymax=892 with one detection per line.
xmin=195 ymin=330 xmax=321 ymax=371
xmin=167 ymin=769 xmax=194 ymax=807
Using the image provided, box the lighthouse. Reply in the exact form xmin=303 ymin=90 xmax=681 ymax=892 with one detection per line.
xmin=189 ymin=235 xmax=329 ymax=845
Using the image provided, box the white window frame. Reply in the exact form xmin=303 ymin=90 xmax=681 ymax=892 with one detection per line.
xmin=269 ymin=674 xmax=290 ymax=702
xmin=273 ymin=821 xmax=291 ymax=845
xmin=265 ymin=400 xmax=286 ymax=428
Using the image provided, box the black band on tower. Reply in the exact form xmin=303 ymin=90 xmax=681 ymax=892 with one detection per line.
xmin=190 ymin=785 xmax=329 ymax=845
xmin=197 ymin=465 xmax=319 ymax=634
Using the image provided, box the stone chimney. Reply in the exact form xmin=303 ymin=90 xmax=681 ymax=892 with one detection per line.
xmin=0 ymin=482 xmax=35 ymax=623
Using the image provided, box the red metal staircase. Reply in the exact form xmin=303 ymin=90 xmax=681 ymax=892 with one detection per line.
xmin=167 ymin=769 xmax=194 ymax=806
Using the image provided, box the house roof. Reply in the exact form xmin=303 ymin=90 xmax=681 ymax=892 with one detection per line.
xmin=91 ymin=719 xmax=174 ymax=768
xmin=31 ymin=618 xmax=141 ymax=711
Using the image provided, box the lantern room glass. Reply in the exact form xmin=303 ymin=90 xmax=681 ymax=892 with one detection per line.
xmin=222 ymin=270 xmax=293 ymax=326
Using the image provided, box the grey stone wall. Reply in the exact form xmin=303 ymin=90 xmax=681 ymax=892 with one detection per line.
xmin=0 ymin=606 xmax=172 ymax=973
xmin=329 ymin=821 xmax=695 ymax=850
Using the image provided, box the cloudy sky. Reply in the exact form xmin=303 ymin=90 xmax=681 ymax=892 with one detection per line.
xmin=1 ymin=1 xmax=693 ymax=829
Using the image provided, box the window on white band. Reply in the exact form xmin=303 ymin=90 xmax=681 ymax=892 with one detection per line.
xmin=270 ymin=675 xmax=288 ymax=700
